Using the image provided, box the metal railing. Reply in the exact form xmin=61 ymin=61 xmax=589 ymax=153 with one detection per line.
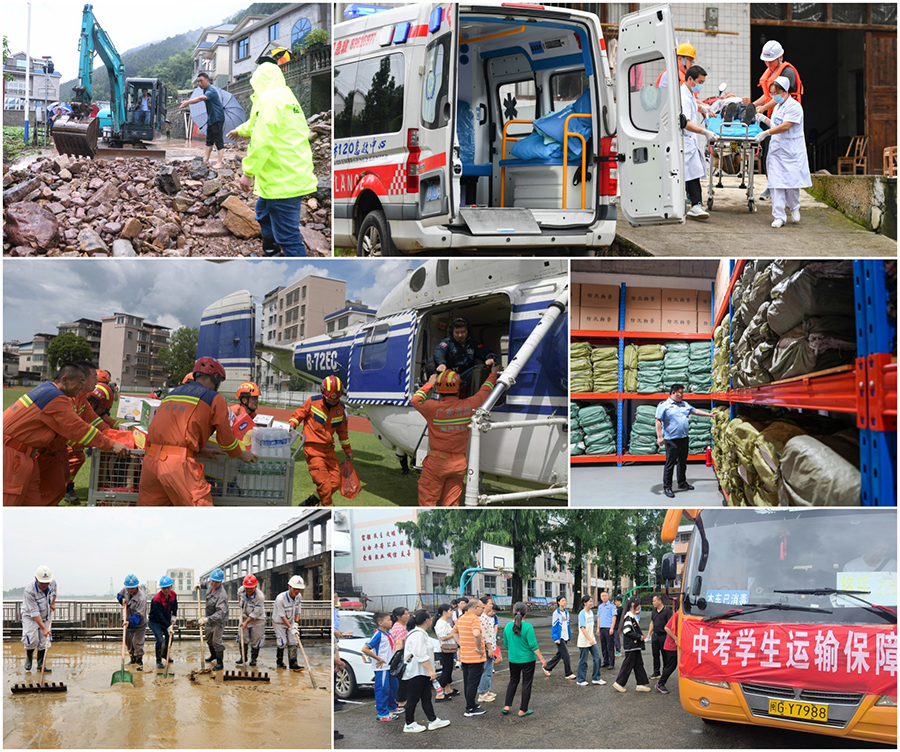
xmin=4 ymin=599 xmax=331 ymax=639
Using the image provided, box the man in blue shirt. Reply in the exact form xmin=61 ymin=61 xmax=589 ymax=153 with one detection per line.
xmin=180 ymin=72 xmax=226 ymax=168
xmin=655 ymin=383 xmax=714 ymax=498
xmin=595 ymin=590 xmax=618 ymax=670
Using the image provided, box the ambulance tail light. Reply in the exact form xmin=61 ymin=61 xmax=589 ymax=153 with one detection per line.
xmin=407 ymin=129 xmax=420 ymax=192
xmin=599 ymin=136 xmax=618 ymax=197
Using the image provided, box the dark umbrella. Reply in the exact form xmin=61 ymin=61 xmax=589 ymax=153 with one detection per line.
xmin=187 ymin=87 xmax=246 ymax=143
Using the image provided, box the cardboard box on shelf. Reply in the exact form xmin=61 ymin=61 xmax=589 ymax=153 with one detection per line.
xmin=697 ymin=289 xmax=712 ymax=312
xmin=624 ymin=308 xmax=662 ymax=332
xmin=661 ymin=310 xmax=698 ymax=333
xmin=624 ymin=286 xmax=662 ymax=310
xmin=581 ymin=283 xmax=619 ymax=310
xmin=580 ymin=308 xmax=618 ymax=330
xmin=697 ymin=311 xmax=713 ymax=332
xmin=661 ymin=288 xmax=697 ymax=311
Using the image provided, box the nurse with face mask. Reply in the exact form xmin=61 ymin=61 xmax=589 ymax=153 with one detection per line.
xmin=754 ymin=75 xmax=811 ymax=228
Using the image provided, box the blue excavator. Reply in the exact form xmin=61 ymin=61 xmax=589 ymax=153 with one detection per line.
xmin=52 ymin=4 xmax=167 ymax=159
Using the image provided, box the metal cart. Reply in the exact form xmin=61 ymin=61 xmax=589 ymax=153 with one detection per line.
xmin=706 ymin=118 xmax=761 ymax=214
xmin=87 ymin=436 xmax=305 ymax=506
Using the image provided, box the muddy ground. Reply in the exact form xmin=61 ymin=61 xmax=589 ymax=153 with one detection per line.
xmin=3 ymin=638 xmax=331 ymax=749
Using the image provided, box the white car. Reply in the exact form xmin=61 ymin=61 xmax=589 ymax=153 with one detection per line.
xmin=335 ymin=610 xmax=441 ymax=700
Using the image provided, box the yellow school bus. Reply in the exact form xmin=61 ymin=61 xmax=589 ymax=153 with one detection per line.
xmin=661 ymin=508 xmax=897 ymax=745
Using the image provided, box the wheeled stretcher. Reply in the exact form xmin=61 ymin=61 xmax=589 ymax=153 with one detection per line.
xmin=705 ymin=117 xmax=763 ymax=213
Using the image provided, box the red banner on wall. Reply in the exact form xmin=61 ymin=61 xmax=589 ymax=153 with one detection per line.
xmin=680 ymin=618 xmax=898 ymax=696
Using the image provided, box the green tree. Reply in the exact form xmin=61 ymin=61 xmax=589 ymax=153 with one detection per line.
xmin=157 ymin=326 xmax=198 ymax=385
xmin=46 ymin=333 xmax=93 ymax=372
xmin=397 ymin=510 xmax=552 ymax=605
xmin=3 ymin=36 xmax=13 ymax=83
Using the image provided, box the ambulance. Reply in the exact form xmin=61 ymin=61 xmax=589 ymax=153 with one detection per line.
xmin=334 ymin=3 xmax=685 ymax=255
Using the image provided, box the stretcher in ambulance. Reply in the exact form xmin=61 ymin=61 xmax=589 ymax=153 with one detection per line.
xmin=333 ymin=3 xmax=686 ymax=255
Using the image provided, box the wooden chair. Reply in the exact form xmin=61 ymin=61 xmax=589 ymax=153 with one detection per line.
xmin=837 ymin=135 xmax=868 ymax=175
xmin=884 ymin=146 xmax=897 ymax=178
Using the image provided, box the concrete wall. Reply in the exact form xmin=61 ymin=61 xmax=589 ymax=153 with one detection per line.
xmin=808 ymin=174 xmax=898 ymax=238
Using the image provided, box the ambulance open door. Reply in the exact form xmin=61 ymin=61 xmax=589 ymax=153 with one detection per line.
xmin=346 ymin=311 xmax=420 ymax=406
xmin=616 ymin=5 xmax=685 ymax=226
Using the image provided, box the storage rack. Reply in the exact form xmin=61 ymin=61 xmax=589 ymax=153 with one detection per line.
xmin=707 ymin=259 xmax=896 ymax=507
xmin=571 ymin=281 xmax=716 ymax=467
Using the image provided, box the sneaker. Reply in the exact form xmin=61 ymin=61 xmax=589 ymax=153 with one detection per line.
xmin=483 ymin=693 xmax=496 ymax=702
xmin=334 ymin=731 xmax=344 ymax=741
xmin=771 ymin=219 xmax=784 ymax=228
xmin=741 ymin=103 xmax=757 ymax=126
xmin=64 ymin=490 xmax=79 ymax=503
xmin=403 ymin=722 xmax=427 ymax=733
xmin=592 ymin=679 xmax=607 ymax=685
xmin=576 ymin=681 xmax=589 ymax=686
xmin=428 ymin=718 xmax=451 ymax=730
xmin=656 ymin=683 xmax=670 ymax=694
xmin=650 ymin=674 xmax=662 ymax=680
xmin=377 ymin=715 xmax=396 ymax=722
xmin=790 ymin=209 xmax=801 ymax=223
xmin=565 ymin=674 xmax=576 ymax=680
xmin=464 ymin=708 xmax=486 ymax=717
xmin=615 ymin=652 xmax=621 ymax=657
xmin=454 ymin=661 xmax=461 ymax=669
xmin=687 ymin=204 xmax=710 ymax=221
xmin=476 ymin=693 xmax=485 ymax=703
xmin=636 ymin=684 xmax=652 ymax=692
xmin=760 ymin=188 xmax=771 ymax=201
xmin=613 ymin=682 xmax=627 ymax=693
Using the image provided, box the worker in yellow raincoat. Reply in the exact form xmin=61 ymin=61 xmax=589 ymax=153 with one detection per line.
xmin=227 ymin=49 xmax=317 ymax=258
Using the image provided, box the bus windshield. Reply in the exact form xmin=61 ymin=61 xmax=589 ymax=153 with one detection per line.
xmin=682 ymin=509 xmax=897 ymax=625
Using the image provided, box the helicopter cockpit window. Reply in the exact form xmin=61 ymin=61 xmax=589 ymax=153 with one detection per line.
xmin=409 ymin=267 xmax=426 ymax=292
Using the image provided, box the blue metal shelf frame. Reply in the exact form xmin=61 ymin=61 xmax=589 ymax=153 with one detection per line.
xmin=616 ymin=282 xmax=626 ymax=462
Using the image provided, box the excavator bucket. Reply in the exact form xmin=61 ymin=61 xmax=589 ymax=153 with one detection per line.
xmin=52 ymin=116 xmax=99 ymax=158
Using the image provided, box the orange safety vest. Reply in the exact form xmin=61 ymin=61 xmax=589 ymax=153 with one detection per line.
xmin=656 ymin=62 xmax=699 ymax=100
xmin=759 ymin=61 xmax=803 ymax=104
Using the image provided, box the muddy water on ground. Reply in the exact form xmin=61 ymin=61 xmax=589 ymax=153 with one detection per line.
xmin=3 ymin=640 xmax=330 ymax=749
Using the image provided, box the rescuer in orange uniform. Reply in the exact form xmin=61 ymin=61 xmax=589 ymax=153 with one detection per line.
xmin=138 ymin=357 xmax=257 ymax=507
xmin=3 ymin=364 xmax=130 ymax=506
xmin=87 ymin=369 xmax=120 ymax=430
xmin=228 ymin=381 xmax=260 ymax=450
xmin=411 ymin=362 xmax=500 ymax=507
xmin=288 ymin=376 xmax=352 ymax=508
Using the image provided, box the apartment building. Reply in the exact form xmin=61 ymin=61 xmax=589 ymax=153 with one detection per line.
xmin=58 ymin=318 xmax=102 ymax=364
xmin=98 ymin=313 xmax=170 ymax=390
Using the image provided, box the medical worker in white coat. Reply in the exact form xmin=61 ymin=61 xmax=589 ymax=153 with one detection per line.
xmin=680 ymin=66 xmax=719 ymax=221
xmin=755 ymin=75 xmax=811 ymax=228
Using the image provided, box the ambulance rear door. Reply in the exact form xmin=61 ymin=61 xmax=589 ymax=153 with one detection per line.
xmin=415 ymin=4 xmax=460 ymax=225
xmin=346 ymin=311 xmax=420 ymax=406
xmin=615 ymin=5 xmax=685 ymax=225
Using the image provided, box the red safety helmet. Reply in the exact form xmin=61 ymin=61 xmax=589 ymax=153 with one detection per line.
xmin=182 ymin=373 xmax=195 ymax=384
xmin=243 ymin=574 xmax=258 ymax=588
xmin=322 ymin=375 xmax=343 ymax=401
xmin=192 ymin=357 xmax=226 ymax=381
xmin=237 ymin=381 xmax=260 ymax=400
xmin=96 ymin=369 xmax=111 ymax=384
xmin=435 ymin=369 xmax=461 ymax=394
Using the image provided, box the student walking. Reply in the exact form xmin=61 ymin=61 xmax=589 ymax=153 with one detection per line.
xmin=613 ymin=598 xmax=652 ymax=693
xmin=544 ymin=595 xmax=575 ymax=679
xmin=656 ymin=609 xmax=679 ymax=694
xmin=389 ymin=607 xmax=412 ymax=710
xmin=402 ymin=610 xmax=451 ymax=733
xmin=649 ymin=595 xmax=673 ymax=679
xmin=433 ymin=604 xmax=458 ymax=700
xmin=502 ymin=602 xmax=547 ymax=717
xmin=477 ymin=596 xmax=499 ymax=703
xmin=575 ymin=595 xmax=604 ymax=686
xmin=361 ymin=612 xmax=399 ymax=721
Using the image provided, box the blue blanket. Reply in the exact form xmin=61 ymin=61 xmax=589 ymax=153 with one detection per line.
xmin=509 ymin=89 xmax=592 ymax=162
xmin=706 ymin=116 xmax=762 ymax=139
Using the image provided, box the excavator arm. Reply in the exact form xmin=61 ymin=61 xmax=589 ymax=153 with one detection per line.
xmin=72 ymin=4 xmax=127 ymax=132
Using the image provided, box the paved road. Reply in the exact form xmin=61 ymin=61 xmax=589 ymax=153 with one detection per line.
xmin=615 ymin=176 xmax=897 ymax=257
xmin=335 ymin=617 xmax=890 ymax=749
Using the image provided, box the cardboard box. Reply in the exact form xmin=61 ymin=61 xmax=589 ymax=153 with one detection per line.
xmin=623 ymin=308 xmax=662 ymax=332
xmin=571 ymin=283 xmax=581 ymax=308
xmin=579 ymin=307 xmax=618 ymax=330
xmin=624 ymin=286 xmax=662 ymax=310
xmin=697 ymin=312 xmax=713 ymax=332
xmin=661 ymin=310 xmax=698 ymax=333
xmin=116 ymin=395 xmax=145 ymax=421
xmin=253 ymin=414 xmax=275 ymax=428
xmin=581 ymin=283 xmax=619 ymax=310
xmin=696 ymin=289 xmax=712 ymax=313
xmin=661 ymin=288 xmax=697 ymax=311
xmin=139 ymin=398 xmax=162 ymax=429
xmin=132 ymin=426 xmax=149 ymax=450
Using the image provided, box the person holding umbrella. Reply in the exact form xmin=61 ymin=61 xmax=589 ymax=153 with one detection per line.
xmin=226 ymin=48 xmax=317 ymax=257
xmin=179 ymin=72 xmax=226 ymax=169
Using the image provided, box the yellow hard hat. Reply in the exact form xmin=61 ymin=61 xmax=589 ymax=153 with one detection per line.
xmin=676 ymin=42 xmax=697 ymax=59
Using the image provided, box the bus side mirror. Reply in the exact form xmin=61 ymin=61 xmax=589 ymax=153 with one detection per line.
xmin=661 ymin=552 xmax=676 ymax=583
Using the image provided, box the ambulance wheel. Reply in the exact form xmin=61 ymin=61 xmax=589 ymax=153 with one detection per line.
xmin=357 ymin=210 xmax=398 ymax=257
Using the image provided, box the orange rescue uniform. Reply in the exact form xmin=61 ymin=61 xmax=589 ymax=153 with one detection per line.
xmin=138 ymin=382 xmax=243 ymax=507
xmin=289 ymin=396 xmax=351 ymax=507
xmin=759 ymin=61 xmax=803 ymax=104
xmin=411 ymin=373 xmax=497 ymax=507
xmin=3 ymin=381 xmax=115 ymax=506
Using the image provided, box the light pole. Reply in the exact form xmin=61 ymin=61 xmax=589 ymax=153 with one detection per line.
xmin=23 ymin=2 xmax=31 ymax=144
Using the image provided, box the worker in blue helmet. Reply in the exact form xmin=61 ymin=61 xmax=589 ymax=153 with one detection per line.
xmin=117 ymin=574 xmax=148 ymax=671
xmin=149 ymin=575 xmax=178 ymax=669
xmin=198 ymin=569 xmax=229 ymax=671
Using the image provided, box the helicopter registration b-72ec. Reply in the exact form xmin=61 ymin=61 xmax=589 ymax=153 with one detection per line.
xmin=197 ymin=260 xmax=569 ymax=506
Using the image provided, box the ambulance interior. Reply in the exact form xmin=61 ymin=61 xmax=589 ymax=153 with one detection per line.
xmin=415 ymin=295 xmax=511 ymax=399
xmin=451 ymin=12 xmax=601 ymax=227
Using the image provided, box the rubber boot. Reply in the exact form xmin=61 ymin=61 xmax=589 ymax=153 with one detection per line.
xmin=235 ymin=645 xmax=244 ymax=666
xmin=25 ymin=649 xmax=34 ymax=671
xmin=399 ymin=454 xmax=409 ymax=475
xmin=300 ymin=494 xmax=319 ymax=507
xmin=156 ymin=642 xmax=164 ymax=669
xmin=261 ymin=235 xmax=282 ymax=258
xmin=129 ymin=653 xmax=138 ymax=665
xmin=214 ymin=650 xmax=224 ymax=671
xmin=205 ymin=647 xmax=216 ymax=662
xmin=276 ymin=647 xmax=286 ymax=669
xmin=288 ymin=646 xmax=303 ymax=671
xmin=135 ymin=656 xmax=143 ymax=672
xmin=250 ymin=647 xmax=259 ymax=667
xmin=37 ymin=650 xmax=52 ymax=673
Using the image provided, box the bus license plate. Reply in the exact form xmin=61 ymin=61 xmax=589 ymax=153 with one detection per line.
xmin=768 ymin=699 xmax=828 ymax=723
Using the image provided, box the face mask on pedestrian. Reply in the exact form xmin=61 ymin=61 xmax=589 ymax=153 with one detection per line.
xmin=691 ymin=82 xmax=703 ymax=93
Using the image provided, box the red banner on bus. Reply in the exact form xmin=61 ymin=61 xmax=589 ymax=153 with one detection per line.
xmin=680 ymin=618 xmax=898 ymax=696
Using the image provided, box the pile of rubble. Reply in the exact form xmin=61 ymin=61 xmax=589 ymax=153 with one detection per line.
xmin=3 ymin=140 xmax=332 ymax=257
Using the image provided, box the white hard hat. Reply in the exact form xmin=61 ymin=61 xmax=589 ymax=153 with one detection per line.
xmin=760 ymin=40 xmax=784 ymax=61
xmin=288 ymin=575 xmax=306 ymax=589
xmin=34 ymin=565 xmax=53 ymax=583
xmin=773 ymin=76 xmax=791 ymax=92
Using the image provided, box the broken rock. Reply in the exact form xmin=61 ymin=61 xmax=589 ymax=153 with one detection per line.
xmin=112 ymin=239 xmax=136 ymax=257
xmin=201 ymin=178 xmax=221 ymax=196
xmin=221 ymin=195 xmax=261 ymax=239
xmin=3 ymin=176 xmax=43 ymax=205
xmin=77 ymin=227 xmax=110 ymax=255
xmin=192 ymin=219 xmax=230 ymax=238
xmin=88 ymin=181 xmax=120 ymax=206
xmin=4 ymin=202 xmax=59 ymax=250
xmin=156 ymin=165 xmax=181 ymax=195
xmin=120 ymin=217 xmax=143 ymax=239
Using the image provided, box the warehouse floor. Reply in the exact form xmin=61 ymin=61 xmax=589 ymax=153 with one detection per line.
xmin=570 ymin=462 xmax=723 ymax=507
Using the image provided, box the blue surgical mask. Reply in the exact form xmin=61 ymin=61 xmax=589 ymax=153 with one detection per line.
xmin=692 ymin=83 xmax=703 ymax=93
xmin=772 ymin=93 xmax=785 ymax=104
